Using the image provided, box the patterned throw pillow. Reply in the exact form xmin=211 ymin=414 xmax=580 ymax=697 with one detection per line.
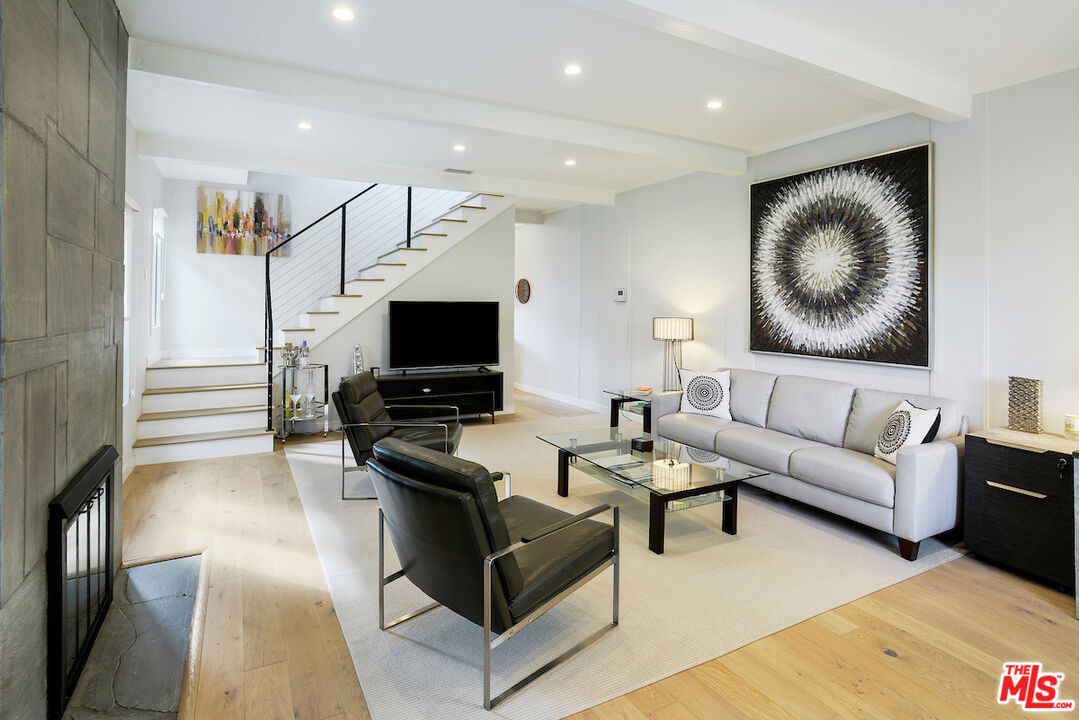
xmin=874 ymin=400 xmax=942 ymax=465
xmin=678 ymin=369 xmax=732 ymax=421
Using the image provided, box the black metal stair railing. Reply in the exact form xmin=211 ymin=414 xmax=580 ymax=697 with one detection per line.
xmin=263 ymin=184 xmax=472 ymax=430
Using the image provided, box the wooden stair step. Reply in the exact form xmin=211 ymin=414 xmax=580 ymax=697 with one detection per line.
xmin=281 ymin=328 xmax=315 ymax=332
xmin=359 ymin=262 xmax=406 ymax=271
xmin=351 ymin=278 xmax=386 ymax=282
xmin=133 ymin=427 xmax=274 ymax=449
xmin=138 ymin=405 xmax=266 ymax=422
xmin=330 ymin=294 xmax=364 ymax=298
xmin=143 ymin=382 xmax=266 ymax=396
xmin=413 ymin=232 xmax=447 ymax=238
xmin=440 ymin=218 xmax=467 ymax=223
xmin=148 ymin=360 xmax=262 ymax=370
xmin=305 ymin=311 xmax=339 ymax=315
xmin=462 ymin=205 xmax=486 ymax=210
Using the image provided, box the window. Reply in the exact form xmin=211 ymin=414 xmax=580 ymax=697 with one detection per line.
xmin=152 ymin=208 xmax=167 ymax=329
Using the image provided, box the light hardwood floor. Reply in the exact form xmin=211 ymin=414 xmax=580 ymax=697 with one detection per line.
xmin=123 ymin=390 xmax=1078 ymax=719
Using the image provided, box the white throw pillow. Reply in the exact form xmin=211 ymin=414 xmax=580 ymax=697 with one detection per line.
xmin=679 ymin=369 xmax=732 ymax=421
xmin=874 ymin=400 xmax=942 ymax=465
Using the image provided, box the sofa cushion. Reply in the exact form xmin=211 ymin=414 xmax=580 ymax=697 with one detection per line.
xmin=714 ymin=427 xmax=827 ymax=475
xmin=657 ymin=413 xmax=749 ymax=451
xmin=766 ymin=375 xmax=856 ymax=447
xmin=789 ymin=446 xmax=896 ymax=508
xmin=873 ymin=400 xmax=941 ymax=465
xmin=727 ymin=369 xmax=778 ymax=428
xmin=844 ymin=388 xmax=962 ymax=455
xmin=679 ymin=369 xmax=732 ymax=420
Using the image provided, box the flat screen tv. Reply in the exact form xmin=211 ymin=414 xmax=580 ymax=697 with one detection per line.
xmin=388 ymin=300 xmax=499 ymax=370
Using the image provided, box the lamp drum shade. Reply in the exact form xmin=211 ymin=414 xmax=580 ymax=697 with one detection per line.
xmin=653 ymin=317 xmax=694 ymax=341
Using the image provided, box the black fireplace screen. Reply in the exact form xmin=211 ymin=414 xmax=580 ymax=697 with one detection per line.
xmin=47 ymin=445 xmax=118 ymax=720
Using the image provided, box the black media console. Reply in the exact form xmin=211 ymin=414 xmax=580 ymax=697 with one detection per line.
xmin=376 ymin=369 xmax=504 ymax=424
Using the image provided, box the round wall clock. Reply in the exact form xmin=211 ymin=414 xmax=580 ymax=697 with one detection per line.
xmin=515 ymin=278 xmax=531 ymax=304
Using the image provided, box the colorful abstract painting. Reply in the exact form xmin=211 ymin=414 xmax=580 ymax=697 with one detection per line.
xmin=749 ymin=144 xmax=931 ymax=367
xmin=196 ymin=187 xmax=291 ymax=256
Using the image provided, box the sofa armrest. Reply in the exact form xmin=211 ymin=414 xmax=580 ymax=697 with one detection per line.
xmin=893 ymin=436 xmax=964 ymax=542
xmin=650 ymin=391 xmax=683 ymax=424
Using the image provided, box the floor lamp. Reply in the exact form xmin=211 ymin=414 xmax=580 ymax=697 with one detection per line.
xmin=653 ymin=317 xmax=693 ymax=392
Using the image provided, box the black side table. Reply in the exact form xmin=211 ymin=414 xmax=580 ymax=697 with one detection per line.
xmin=965 ymin=428 xmax=1077 ymax=591
xmin=603 ymin=389 xmax=653 ymax=433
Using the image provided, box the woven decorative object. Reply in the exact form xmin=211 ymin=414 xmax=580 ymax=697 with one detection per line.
xmin=1007 ymin=376 xmax=1042 ymax=433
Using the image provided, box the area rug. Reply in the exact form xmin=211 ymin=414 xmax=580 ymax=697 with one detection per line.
xmin=285 ymin=413 xmax=963 ymax=720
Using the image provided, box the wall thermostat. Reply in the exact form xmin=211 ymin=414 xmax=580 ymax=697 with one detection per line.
xmin=614 ymin=288 xmax=627 ymax=302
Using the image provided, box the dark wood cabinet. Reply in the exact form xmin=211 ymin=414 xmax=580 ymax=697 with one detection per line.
xmin=964 ymin=429 xmax=1078 ymax=589
xmin=376 ymin=370 xmax=503 ymax=423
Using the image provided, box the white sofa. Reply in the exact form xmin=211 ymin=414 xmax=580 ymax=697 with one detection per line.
xmin=652 ymin=369 xmax=967 ymax=560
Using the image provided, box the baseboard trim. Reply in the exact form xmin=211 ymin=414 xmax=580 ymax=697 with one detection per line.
xmin=513 ymin=382 xmax=607 ymax=414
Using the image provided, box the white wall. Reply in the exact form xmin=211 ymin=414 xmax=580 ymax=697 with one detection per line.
xmin=515 ymin=68 xmax=1079 ymax=433
xmin=312 ymin=205 xmax=517 ymax=416
xmin=160 ymin=173 xmax=378 ymax=358
xmin=514 ymin=208 xmax=583 ymax=404
xmin=982 ymin=70 xmax=1079 ymax=429
xmin=122 ymin=120 xmax=166 ymax=475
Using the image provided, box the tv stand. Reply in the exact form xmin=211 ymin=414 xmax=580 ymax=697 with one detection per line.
xmin=376 ymin=370 xmax=503 ymax=424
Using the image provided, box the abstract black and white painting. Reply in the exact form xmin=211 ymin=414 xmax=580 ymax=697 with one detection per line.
xmin=749 ymin=144 xmax=931 ymax=367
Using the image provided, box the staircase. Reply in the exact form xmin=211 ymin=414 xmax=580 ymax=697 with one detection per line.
xmin=266 ymin=190 xmax=513 ymax=351
xmin=133 ymin=360 xmax=274 ymax=465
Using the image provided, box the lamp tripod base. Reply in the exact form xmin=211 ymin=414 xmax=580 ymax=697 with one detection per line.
xmin=662 ymin=340 xmax=683 ymax=392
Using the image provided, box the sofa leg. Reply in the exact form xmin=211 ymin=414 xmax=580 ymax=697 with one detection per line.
xmin=897 ymin=538 xmax=920 ymax=561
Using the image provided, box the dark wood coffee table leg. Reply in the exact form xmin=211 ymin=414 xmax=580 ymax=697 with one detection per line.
xmin=642 ymin=404 xmax=652 ymax=433
xmin=648 ymin=494 xmax=666 ymax=554
xmin=557 ymin=449 xmax=570 ymax=497
xmin=610 ymin=398 xmax=621 ymax=428
xmin=722 ymin=484 xmax=738 ymax=535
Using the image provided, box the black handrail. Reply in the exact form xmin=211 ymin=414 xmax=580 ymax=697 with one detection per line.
xmin=263 ymin=183 xmax=444 ymax=432
xmin=264 ymin=183 xmax=378 ymax=430
xmin=267 ymin=183 xmax=378 ymax=256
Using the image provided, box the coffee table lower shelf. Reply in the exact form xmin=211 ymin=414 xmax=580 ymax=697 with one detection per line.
xmin=555 ymin=448 xmax=739 ymax=554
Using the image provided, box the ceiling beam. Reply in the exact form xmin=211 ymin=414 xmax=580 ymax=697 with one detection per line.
xmin=565 ymin=0 xmax=973 ymax=123
xmin=136 ymin=133 xmax=617 ymax=206
xmin=128 ymin=39 xmax=747 ymax=175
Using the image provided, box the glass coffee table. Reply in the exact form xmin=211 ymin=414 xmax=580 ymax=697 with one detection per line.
xmin=537 ymin=427 xmax=769 ymax=554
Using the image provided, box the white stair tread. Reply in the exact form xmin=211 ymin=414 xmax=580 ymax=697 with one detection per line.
xmin=133 ymin=427 xmax=274 ymax=448
xmin=143 ymin=382 xmax=267 ymax=396
xmin=138 ymin=405 xmax=266 ymax=422
xmin=150 ymin=358 xmax=261 ymax=369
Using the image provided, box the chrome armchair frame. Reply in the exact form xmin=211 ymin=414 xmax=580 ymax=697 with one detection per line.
xmin=377 ymin=500 xmax=618 ymax=711
xmin=339 ymin=403 xmax=460 ymax=500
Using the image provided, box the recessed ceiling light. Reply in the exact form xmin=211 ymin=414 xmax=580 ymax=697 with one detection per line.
xmin=564 ymin=64 xmax=582 ymax=76
xmin=297 ymin=121 xmax=312 ymax=130
xmin=453 ymin=144 xmax=466 ymax=152
xmin=331 ymin=7 xmax=355 ymax=21
xmin=706 ymin=99 xmax=723 ymax=110
xmin=564 ymin=159 xmax=577 ymax=167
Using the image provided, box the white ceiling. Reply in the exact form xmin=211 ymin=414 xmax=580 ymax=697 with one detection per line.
xmin=118 ymin=0 xmax=1079 ymax=211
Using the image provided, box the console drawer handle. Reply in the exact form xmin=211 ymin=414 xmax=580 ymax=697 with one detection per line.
xmin=422 ymin=387 xmax=432 ymax=393
xmin=986 ymin=480 xmax=1047 ymax=499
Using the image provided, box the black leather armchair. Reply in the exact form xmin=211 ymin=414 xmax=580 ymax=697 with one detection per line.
xmin=367 ymin=437 xmax=619 ymax=710
xmin=332 ymin=371 xmax=464 ymax=499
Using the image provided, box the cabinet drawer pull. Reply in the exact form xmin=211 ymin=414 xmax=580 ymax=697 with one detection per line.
xmin=984 ymin=438 xmax=1048 ymax=454
xmin=985 ymin=480 xmax=1047 ymax=499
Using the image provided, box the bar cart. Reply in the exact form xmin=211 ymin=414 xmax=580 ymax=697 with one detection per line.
xmin=273 ymin=362 xmax=330 ymax=440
